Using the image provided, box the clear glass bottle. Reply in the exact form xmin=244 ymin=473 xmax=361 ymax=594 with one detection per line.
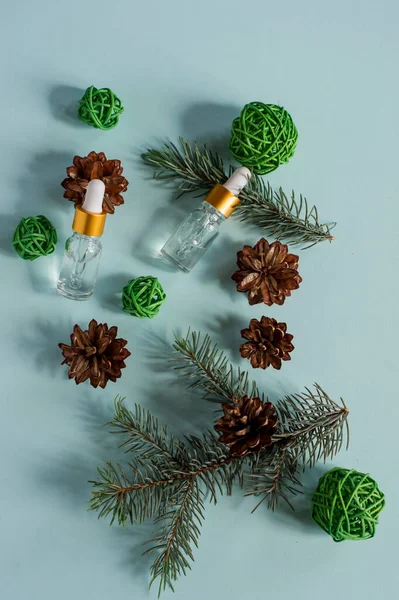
xmin=160 ymin=203 xmax=225 ymax=272
xmin=160 ymin=167 xmax=251 ymax=272
xmin=57 ymin=179 xmax=106 ymax=301
xmin=57 ymin=233 xmax=102 ymax=300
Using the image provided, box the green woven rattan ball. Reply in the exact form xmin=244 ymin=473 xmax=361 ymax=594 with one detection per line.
xmin=78 ymin=85 xmax=124 ymax=131
xmin=229 ymin=102 xmax=298 ymax=175
xmin=312 ymin=468 xmax=385 ymax=542
xmin=12 ymin=215 xmax=58 ymax=261
xmin=122 ymin=276 xmax=166 ymax=318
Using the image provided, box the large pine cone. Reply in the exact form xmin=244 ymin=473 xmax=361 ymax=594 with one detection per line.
xmin=215 ymin=395 xmax=278 ymax=457
xmin=61 ymin=151 xmax=129 ymax=214
xmin=59 ymin=319 xmax=131 ymax=388
xmin=232 ymin=238 xmax=302 ymax=306
xmin=240 ymin=317 xmax=294 ymax=370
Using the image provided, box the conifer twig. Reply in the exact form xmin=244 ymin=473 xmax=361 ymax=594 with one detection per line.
xmin=172 ymin=330 xmax=349 ymax=478
xmin=90 ymin=331 xmax=349 ymax=595
xmin=142 ymin=138 xmax=335 ymax=247
xmin=90 ymin=398 xmax=244 ymax=595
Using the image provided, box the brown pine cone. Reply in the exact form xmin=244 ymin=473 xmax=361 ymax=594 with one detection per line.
xmin=215 ymin=395 xmax=278 ymax=457
xmin=61 ymin=151 xmax=129 ymax=214
xmin=240 ymin=317 xmax=294 ymax=370
xmin=59 ymin=319 xmax=131 ymax=388
xmin=232 ymin=238 xmax=302 ymax=306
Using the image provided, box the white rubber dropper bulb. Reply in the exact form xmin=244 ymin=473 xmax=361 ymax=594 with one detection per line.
xmin=223 ymin=167 xmax=252 ymax=196
xmin=82 ymin=179 xmax=105 ymax=214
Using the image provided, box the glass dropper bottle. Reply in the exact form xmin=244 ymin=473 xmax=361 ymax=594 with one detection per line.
xmin=160 ymin=167 xmax=251 ymax=272
xmin=57 ymin=179 xmax=106 ymax=300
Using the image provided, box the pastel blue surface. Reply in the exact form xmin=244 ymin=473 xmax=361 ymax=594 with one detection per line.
xmin=0 ymin=1 xmax=398 ymax=598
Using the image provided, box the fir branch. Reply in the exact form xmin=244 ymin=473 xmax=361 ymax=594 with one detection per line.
xmin=146 ymin=480 xmax=205 ymax=596
xmin=89 ymin=460 xmax=181 ymax=526
xmin=184 ymin=432 xmax=244 ymax=501
xmin=245 ymin=446 xmax=301 ymax=511
xmin=142 ymin=138 xmax=225 ymax=192
xmin=172 ymin=330 xmax=349 ymax=474
xmin=172 ymin=329 xmax=260 ymax=403
xmin=142 ymin=138 xmax=335 ymax=247
xmin=90 ymin=401 xmax=243 ymax=593
xmin=90 ymin=333 xmax=349 ymax=594
xmin=108 ymin=397 xmax=184 ymax=468
xmin=274 ymin=383 xmax=350 ymax=468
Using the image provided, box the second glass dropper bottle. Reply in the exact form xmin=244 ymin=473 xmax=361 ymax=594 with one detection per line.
xmin=160 ymin=167 xmax=251 ymax=272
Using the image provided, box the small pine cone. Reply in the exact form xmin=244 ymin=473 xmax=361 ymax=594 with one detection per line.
xmin=240 ymin=317 xmax=294 ymax=370
xmin=232 ymin=238 xmax=302 ymax=306
xmin=61 ymin=151 xmax=129 ymax=214
xmin=215 ymin=395 xmax=278 ymax=457
xmin=59 ymin=319 xmax=131 ymax=388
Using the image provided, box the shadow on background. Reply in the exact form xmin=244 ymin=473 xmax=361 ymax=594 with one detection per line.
xmin=0 ymin=214 xmax=20 ymax=257
xmin=110 ymin=521 xmax=157 ymax=590
xmin=136 ymin=328 xmax=218 ymax=436
xmin=21 ymin=317 xmax=73 ymax=377
xmin=130 ymin=190 xmax=187 ymax=271
xmin=33 ymin=439 xmax=154 ymax=590
xmin=0 ymin=149 xmax=73 ymax=267
xmin=180 ymin=102 xmax=240 ymax=160
xmin=48 ymin=84 xmax=87 ymax=128
xmin=38 ymin=449 xmax=98 ymax=507
xmin=204 ymin=312 xmax=247 ymax=363
xmin=272 ymin=464 xmax=330 ymax=535
xmin=95 ymin=271 xmax=133 ymax=314
xmin=22 ymin=150 xmax=74 ymax=213
xmin=77 ymin=394 xmax=130 ymax=463
xmin=194 ymin=234 xmax=242 ymax=297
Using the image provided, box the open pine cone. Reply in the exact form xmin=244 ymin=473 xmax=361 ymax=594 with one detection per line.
xmin=240 ymin=317 xmax=294 ymax=370
xmin=61 ymin=151 xmax=129 ymax=214
xmin=232 ymin=238 xmax=302 ymax=306
xmin=59 ymin=319 xmax=131 ymax=388
xmin=215 ymin=395 xmax=278 ymax=457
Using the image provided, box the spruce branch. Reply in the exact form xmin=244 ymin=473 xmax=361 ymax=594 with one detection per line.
xmin=142 ymin=138 xmax=335 ymax=247
xmin=90 ymin=400 xmax=243 ymax=594
xmin=146 ymin=479 xmax=205 ymax=596
xmin=172 ymin=329 xmax=261 ymax=403
xmin=245 ymin=445 xmax=301 ymax=511
xmin=274 ymin=384 xmax=350 ymax=468
xmin=89 ymin=460 xmax=180 ymax=525
xmin=90 ymin=332 xmax=349 ymax=594
xmin=172 ymin=330 xmax=349 ymax=473
xmin=108 ymin=397 xmax=184 ymax=467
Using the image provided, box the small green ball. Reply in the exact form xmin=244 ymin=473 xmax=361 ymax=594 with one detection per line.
xmin=78 ymin=85 xmax=124 ymax=131
xmin=12 ymin=215 xmax=58 ymax=261
xmin=122 ymin=276 xmax=166 ymax=318
xmin=229 ymin=102 xmax=298 ymax=175
xmin=312 ymin=468 xmax=385 ymax=542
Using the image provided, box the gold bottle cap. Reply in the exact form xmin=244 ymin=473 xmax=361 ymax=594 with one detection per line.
xmin=72 ymin=205 xmax=107 ymax=237
xmin=72 ymin=180 xmax=107 ymax=236
xmin=205 ymin=184 xmax=240 ymax=218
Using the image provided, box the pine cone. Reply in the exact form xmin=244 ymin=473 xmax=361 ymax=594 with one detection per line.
xmin=59 ymin=319 xmax=131 ymax=388
xmin=240 ymin=317 xmax=294 ymax=370
xmin=232 ymin=238 xmax=302 ymax=306
xmin=215 ymin=395 xmax=278 ymax=457
xmin=61 ymin=151 xmax=129 ymax=214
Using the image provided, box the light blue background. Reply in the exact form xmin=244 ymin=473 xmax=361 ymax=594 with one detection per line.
xmin=0 ymin=1 xmax=397 ymax=598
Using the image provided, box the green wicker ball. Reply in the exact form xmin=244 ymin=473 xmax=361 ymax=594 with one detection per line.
xmin=229 ymin=102 xmax=298 ymax=175
xmin=122 ymin=276 xmax=166 ymax=318
xmin=12 ymin=215 xmax=58 ymax=261
xmin=312 ymin=468 xmax=385 ymax=542
xmin=78 ymin=85 xmax=124 ymax=131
